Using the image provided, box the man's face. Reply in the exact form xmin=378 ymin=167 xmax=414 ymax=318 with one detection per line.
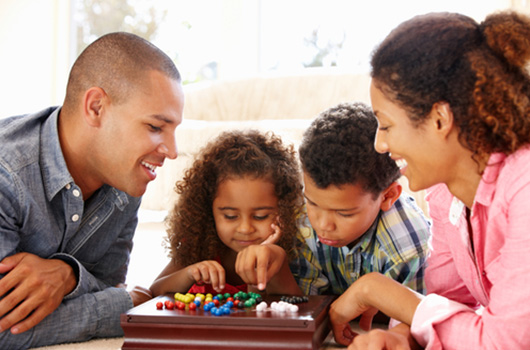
xmin=303 ymin=172 xmax=383 ymax=248
xmin=95 ymin=70 xmax=184 ymax=197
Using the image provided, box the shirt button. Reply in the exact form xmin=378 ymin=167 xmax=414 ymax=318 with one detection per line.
xmin=72 ymin=214 xmax=80 ymax=222
xmin=72 ymin=189 xmax=80 ymax=197
xmin=66 ymin=184 xmax=71 ymax=190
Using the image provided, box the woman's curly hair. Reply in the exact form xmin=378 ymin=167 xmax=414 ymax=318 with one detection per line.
xmin=370 ymin=11 xmax=530 ymax=160
xmin=166 ymin=129 xmax=304 ymax=267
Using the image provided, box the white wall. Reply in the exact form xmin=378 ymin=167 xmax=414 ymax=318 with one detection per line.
xmin=0 ymin=0 xmax=71 ymax=118
xmin=1 ymin=0 xmax=525 ymax=119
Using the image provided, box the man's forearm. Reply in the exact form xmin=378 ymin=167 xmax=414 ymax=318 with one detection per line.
xmin=0 ymin=287 xmax=132 ymax=350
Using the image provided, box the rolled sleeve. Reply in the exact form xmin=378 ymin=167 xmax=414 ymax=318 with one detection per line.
xmin=0 ymin=287 xmax=133 ymax=350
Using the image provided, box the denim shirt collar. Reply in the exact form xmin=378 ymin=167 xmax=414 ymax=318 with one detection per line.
xmin=40 ymin=107 xmax=74 ymax=201
xmin=40 ymin=108 xmax=131 ymax=210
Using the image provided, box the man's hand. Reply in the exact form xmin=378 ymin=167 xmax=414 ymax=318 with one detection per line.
xmin=0 ymin=252 xmax=76 ymax=334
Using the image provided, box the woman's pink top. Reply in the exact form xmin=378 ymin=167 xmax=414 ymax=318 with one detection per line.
xmin=411 ymin=148 xmax=530 ymax=349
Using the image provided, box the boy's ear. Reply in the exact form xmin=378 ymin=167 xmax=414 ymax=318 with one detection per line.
xmin=82 ymin=87 xmax=107 ymax=127
xmin=380 ymin=182 xmax=402 ymax=212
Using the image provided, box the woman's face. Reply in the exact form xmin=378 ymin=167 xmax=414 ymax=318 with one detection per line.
xmin=370 ymin=81 xmax=444 ymax=191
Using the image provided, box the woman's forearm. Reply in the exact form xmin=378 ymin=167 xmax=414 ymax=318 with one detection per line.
xmin=358 ymin=272 xmax=422 ymax=325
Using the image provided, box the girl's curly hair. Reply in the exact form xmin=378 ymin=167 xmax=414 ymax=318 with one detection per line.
xmin=370 ymin=11 xmax=530 ymax=161
xmin=166 ymin=129 xmax=304 ymax=267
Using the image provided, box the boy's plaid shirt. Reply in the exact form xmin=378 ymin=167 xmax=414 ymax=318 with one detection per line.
xmin=291 ymin=194 xmax=432 ymax=295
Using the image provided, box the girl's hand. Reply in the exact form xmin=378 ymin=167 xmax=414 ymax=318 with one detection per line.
xmin=185 ymin=260 xmax=226 ymax=293
xmin=235 ymin=244 xmax=286 ymax=291
xmin=126 ymin=285 xmax=153 ymax=306
xmin=261 ymin=217 xmax=282 ymax=245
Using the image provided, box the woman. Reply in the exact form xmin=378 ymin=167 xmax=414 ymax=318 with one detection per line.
xmin=329 ymin=10 xmax=530 ymax=350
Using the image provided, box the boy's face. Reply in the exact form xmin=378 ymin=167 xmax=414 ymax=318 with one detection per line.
xmin=303 ymin=172 xmax=383 ymax=248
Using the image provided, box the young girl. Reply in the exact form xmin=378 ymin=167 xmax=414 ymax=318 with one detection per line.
xmin=329 ymin=11 xmax=530 ymax=350
xmin=150 ymin=129 xmax=304 ymax=296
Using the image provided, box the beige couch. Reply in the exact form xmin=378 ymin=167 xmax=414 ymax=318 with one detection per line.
xmin=140 ymin=69 xmax=428 ymax=216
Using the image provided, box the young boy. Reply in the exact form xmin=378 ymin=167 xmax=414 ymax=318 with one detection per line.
xmin=291 ymin=102 xmax=431 ymax=296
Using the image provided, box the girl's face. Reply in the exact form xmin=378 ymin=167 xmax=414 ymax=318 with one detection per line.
xmin=370 ymin=80 xmax=443 ymax=192
xmin=212 ymin=176 xmax=279 ymax=252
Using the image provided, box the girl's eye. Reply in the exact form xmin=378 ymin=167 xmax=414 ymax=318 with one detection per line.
xmin=224 ymin=215 xmax=237 ymax=220
xmin=148 ymin=124 xmax=162 ymax=132
xmin=378 ymin=126 xmax=390 ymax=131
xmin=254 ymin=215 xmax=269 ymax=221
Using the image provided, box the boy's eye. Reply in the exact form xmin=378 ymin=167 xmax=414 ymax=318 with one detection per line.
xmin=378 ymin=126 xmax=390 ymax=131
xmin=338 ymin=212 xmax=354 ymax=218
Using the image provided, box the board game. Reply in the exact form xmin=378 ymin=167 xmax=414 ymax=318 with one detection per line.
xmin=121 ymin=293 xmax=336 ymax=350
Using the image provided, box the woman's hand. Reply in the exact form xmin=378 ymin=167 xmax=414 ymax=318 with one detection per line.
xmin=329 ymin=284 xmax=380 ymax=346
xmin=347 ymin=329 xmax=411 ymax=350
xmin=349 ymin=323 xmax=421 ymax=350
xmin=185 ymin=260 xmax=226 ymax=293
xmin=329 ymin=273 xmax=423 ymax=347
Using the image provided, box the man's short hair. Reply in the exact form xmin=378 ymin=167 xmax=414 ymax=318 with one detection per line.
xmin=299 ymin=102 xmax=400 ymax=196
xmin=64 ymin=32 xmax=181 ymax=110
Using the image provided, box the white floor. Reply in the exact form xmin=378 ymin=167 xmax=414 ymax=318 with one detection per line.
xmin=125 ymin=210 xmax=171 ymax=289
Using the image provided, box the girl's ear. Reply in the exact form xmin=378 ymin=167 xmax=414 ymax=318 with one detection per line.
xmin=82 ymin=87 xmax=107 ymax=127
xmin=379 ymin=182 xmax=402 ymax=212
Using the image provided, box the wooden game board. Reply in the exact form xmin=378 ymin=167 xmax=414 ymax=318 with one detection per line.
xmin=121 ymin=294 xmax=336 ymax=350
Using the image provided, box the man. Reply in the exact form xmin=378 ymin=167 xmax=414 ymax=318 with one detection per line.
xmin=0 ymin=32 xmax=184 ymax=349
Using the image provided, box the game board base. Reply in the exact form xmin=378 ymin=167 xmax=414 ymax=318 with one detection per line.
xmin=121 ymin=294 xmax=335 ymax=350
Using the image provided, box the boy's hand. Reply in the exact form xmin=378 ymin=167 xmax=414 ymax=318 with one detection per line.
xmin=235 ymin=244 xmax=286 ymax=291
xmin=185 ymin=260 xmax=226 ymax=293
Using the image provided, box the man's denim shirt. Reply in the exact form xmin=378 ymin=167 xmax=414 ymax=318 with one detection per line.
xmin=0 ymin=107 xmax=141 ymax=349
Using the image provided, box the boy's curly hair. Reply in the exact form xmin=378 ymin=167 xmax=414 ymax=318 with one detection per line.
xmin=166 ymin=129 xmax=304 ymax=267
xmin=370 ymin=11 xmax=530 ymax=160
xmin=299 ymin=102 xmax=400 ymax=197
